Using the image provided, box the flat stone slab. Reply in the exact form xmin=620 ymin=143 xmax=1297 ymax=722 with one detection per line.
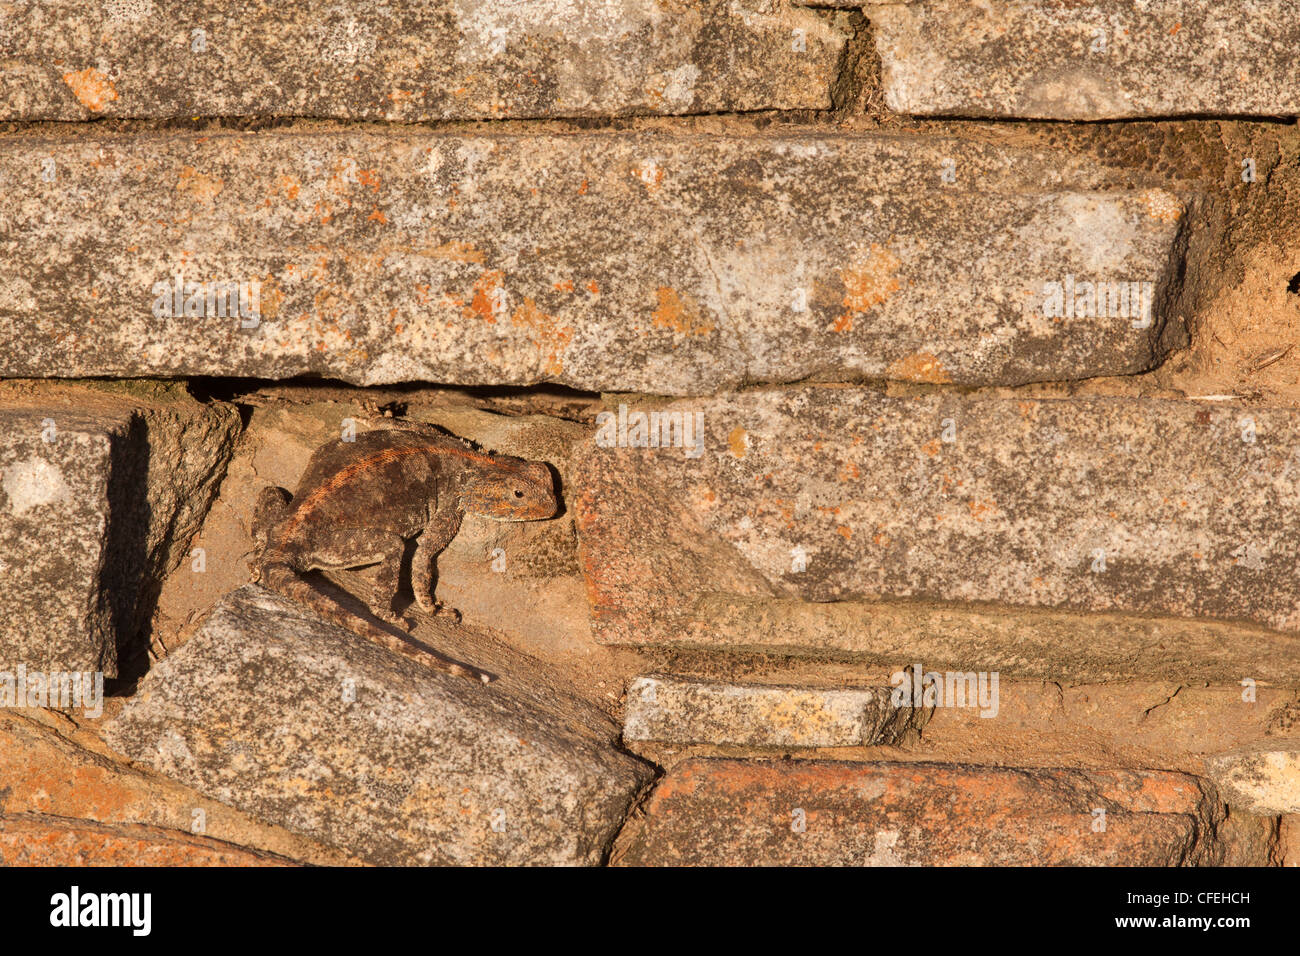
xmin=856 ymin=0 xmax=1300 ymax=119
xmin=614 ymin=759 xmax=1224 ymax=865
xmin=575 ymin=389 xmax=1300 ymax=653
xmin=103 ymin=586 xmax=653 ymax=866
xmin=0 ymin=385 xmax=239 ymax=676
xmin=1 ymin=0 xmax=844 ymax=121
xmin=0 ymin=128 xmax=1189 ymax=392
xmin=679 ymin=595 xmax=1300 ymax=684
xmin=623 ymin=675 xmax=921 ymax=748
xmin=1206 ymin=744 xmax=1300 ymax=814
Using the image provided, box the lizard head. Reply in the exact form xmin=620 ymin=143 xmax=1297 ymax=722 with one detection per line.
xmin=460 ymin=459 xmax=558 ymax=520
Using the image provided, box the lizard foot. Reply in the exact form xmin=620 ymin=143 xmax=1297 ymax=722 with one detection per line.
xmin=428 ymin=602 xmax=462 ymax=623
xmin=413 ymin=591 xmax=461 ymax=623
xmin=368 ymin=604 xmax=413 ymax=631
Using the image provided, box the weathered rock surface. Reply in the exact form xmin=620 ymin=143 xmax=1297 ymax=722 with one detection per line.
xmin=0 ymin=128 xmax=1191 ymax=392
xmin=1280 ymin=815 xmax=1300 ymax=866
xmin=855 ymin=0 xmax=1300 ymax=120
xmin=663 ymin=595 xmax=1300 ymax=684
xmin=613 ymin=759 xmax=1225 ymax=866
xmin=0 ymin=709 xmax=359 ymax=864
xmin=103 ymin=586 xmax=654 ymax=866
xmin=0 ymin=814 xmax=297 ymax=866
xmin=0 ymin=383 xmax=239 ymax=676
xmin=623 ymin=675 xmax=921 ymax=748
xmin=907 ymin=681 xmax=1299 ymax=776
xmin=0 ymin=0 xmax=845 ymax=121
xmin=1206 ymin=744 xmax=1300 ymax=814
xmin=575 ymin=389 xmax=1300 ymax=671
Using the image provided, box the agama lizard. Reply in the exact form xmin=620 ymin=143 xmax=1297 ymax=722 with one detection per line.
xmin=251 ymin=423 xmax=558 ymax=684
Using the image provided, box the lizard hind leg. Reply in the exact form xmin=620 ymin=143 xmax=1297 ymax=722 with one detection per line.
xmin=252 ymin=486 xmax=293 ymax=549
xmin=287 ymin=527 xmax=412 ymax=631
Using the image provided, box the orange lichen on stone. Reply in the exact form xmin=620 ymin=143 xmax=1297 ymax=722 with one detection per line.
xmin=632 ymin=162 xmax=665 ymax=192
xmin=176 ymin=165 xmax=225 ymax=205
xmin=426 ymin=241 xmax=484 ymax=263
xmin=652 ymin=287 xmax=714 ymax=337
xmin=467 ymin=270 xmax=506 ymax=323
xmin=257 ymin=274 xmax=284 ymax=320
xmin=887 ymin=352 xmax=952 ymax=384
xmin=274 ymin=174 xmax=301 ymax=200
xmin=841 ymin=244 xmax=901 ymax=313
xmin=62 ymin=68 xmax=118 ymax=112
xmin=728 ymin=427 xmax=748 ymax=458
xmin=511 ymin=297 xmax=572 ymax=376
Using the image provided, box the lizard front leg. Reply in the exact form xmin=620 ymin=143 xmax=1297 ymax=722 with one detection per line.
xmin=413 ymin=505 xmax=463 ymax=616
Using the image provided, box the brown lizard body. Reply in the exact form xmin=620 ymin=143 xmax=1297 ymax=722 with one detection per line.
xmin=251 ymin=425 xmax=558 ymax=684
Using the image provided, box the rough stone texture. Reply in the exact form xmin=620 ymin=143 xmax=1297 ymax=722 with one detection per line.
xmin=0 ymin=383 xmax=240 ymax=676
xmin=103 ymin=586 xmax=653 ymax=866
xmin=0 ymin=709 xmax=360 ymax=865
xmin=0 ymin=0 xmax=845 ymax=121
xmin=0 ymin=814 xmax=297 ymax=866
xmin=1206 ymin=744 xmax=1300 ymax=814
xmin=575 ymin=389 xmax=1300 ymax=669
xmin=623 ymin=675 xmax=921 ymax=748
xmin=859 ymin=0 xmax=1300 ymax=120
xmin=671 ymin=596 xmax=1300 ymax=684
xmin=1218 ymin=810 xmax=1280 ymax=867
xmin=0 ymin=128 xmax=1191 ymax=392
xmin=1280 ymin=815 xmax=1300 ymax=867
xmin=613 ymin=759 xmax=1225 ymax=866
xmin=905 ymin=681 xmax=1299 ymax=776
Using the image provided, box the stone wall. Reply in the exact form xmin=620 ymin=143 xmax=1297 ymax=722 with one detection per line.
xmin=1 ymin=0 xmax=1298 ymax=866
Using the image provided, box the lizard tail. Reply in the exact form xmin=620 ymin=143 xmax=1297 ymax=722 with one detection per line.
xmin=258 ymin=560 xmax=494 ymax=685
